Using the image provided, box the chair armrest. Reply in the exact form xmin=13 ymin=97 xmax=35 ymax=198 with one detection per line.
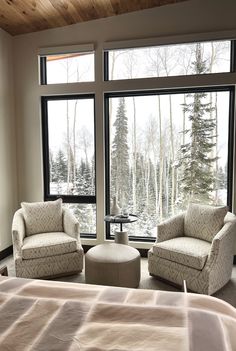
xmin=12 ymin=209 xmax=25 ymax=259
xmin=63 ymin=208 xmax=80 ymax=240
xmin=205 ymin=220 xmax=236 ymax=270
xmin=156 ymin=212 xmax=185 ymax=243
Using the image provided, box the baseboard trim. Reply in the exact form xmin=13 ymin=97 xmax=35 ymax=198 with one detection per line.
xmin=0 ymin=245 xmax=13 ymax=261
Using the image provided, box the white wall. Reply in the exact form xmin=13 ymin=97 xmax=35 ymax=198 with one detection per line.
xmin=0 ymin=29 xmax=18 ymax=251
xmin=12 ymin=0 xmax=236 ymax=248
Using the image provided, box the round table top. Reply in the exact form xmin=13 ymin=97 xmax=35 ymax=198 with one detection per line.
xmin=104 ymin=214 xmax=138 ymax=224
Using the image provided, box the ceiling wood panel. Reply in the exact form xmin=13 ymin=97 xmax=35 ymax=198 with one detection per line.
xmin=0 ymin=0 xmax=189 ymax=36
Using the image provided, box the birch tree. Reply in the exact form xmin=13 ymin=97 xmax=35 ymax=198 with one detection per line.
xmin=124 ymin=51 xmax=138 ymax=213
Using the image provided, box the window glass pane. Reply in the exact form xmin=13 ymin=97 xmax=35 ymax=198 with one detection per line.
xmin=108 ymin=41 xmax=230 ymax=80
xmin=64 ymin=203 xmax=96 ymax=235
xmin=48 ymin=97 xmax=95 ymax=196
xmin=45 ymin=52 xmax=94 ymax=84
xmin=108 ymin=90 xmax=230 ymax=238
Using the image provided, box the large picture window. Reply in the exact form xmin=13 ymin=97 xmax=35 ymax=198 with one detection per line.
xmin=42 ymin=95 xmax=96 ymax=236
xmin=105 ymin=88 xmax=233 ymax=240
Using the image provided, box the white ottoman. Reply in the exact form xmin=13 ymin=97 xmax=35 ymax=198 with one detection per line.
xmin=85 ymin=243 xmax=140 ymax=288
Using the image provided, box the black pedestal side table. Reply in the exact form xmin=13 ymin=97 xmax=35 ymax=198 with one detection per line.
xmin=104 ymin=214 xmax=138 ymax=245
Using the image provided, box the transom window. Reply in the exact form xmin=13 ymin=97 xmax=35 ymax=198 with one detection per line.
xmin=40 ymin=50 xmax=94 ymax=84
xmin=105 ymin=40 xmax=231 ymax=80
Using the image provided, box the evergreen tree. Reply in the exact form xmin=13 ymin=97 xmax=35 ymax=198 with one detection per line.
xmin=214 ymin=166 xmax=227 ymax=190
xmin=54 ymin=149 xmax=67 ymax=183
xmin=49 ymin=150 xmax=57 ymax=182
xmin=76 ymin=159 xmax=92 ymax=195
xmin=111 ymin=97 xmax=129 ymax=206
xmin=178 ymin=43 xmax=217 ymax=203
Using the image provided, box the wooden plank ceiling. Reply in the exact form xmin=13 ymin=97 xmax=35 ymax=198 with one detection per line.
xmin=0 ymin=0 xmax=189 ymax=36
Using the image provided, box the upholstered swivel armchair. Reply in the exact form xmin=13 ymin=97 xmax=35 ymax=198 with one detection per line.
xmin=148 ymin=203 xmax=236 ymax=295
xmin=12 ymin=199 xmax=84 ymax=279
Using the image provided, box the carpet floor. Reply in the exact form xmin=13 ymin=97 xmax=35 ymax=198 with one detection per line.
xmin=1 ymin=254 xmax=236 ymax=307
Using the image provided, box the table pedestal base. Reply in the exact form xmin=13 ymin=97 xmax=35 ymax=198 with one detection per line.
xmin=115 ymin=231 xmax=128 ymax=245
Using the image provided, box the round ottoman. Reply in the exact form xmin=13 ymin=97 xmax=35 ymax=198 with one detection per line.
xmin=85 ymin=243 xmax=140 ymax=288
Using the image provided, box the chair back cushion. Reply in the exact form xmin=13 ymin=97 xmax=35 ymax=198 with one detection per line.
xmin=184 ymin=203 xmax=228 ymax=242
xmin=21 ymin=199 xmax=63 ymax=236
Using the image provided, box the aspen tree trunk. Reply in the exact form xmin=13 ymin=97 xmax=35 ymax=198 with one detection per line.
xmin=66 ymin=60 xmax=71 ymax=192
xmin=182 ymin=94 xmax=186 ymax=145
xmin=154 ymin=165 xmax=158 ymax=216
xmin=215 ymin=92 xmax=219 ymax=202
xmin=165 ymin=153 xmax=170 ymax=216
xmin=132 ymin=97 xmax=137 ymax=212
xmin=160 ymin=49 xmax=176 ymax=216
xmin=109 ymin=52 xmax=115 ymax=136
xmin=158 ymin=96 xmax=163 ymax=221
xmin=169 ymin=95 xmax=176 ymax=215
xmin=209 ymin=43 xmax=215 ymax=163
xmin=145 ymin=159 xmax=150 ymax=210
xmin=152 ymin=125 xmax=158 ymax=216
xmin=72 ymin=100 xmax=78 ymax=190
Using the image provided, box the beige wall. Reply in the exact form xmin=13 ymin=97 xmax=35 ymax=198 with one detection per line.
xmin=0 ymin=29 xmax=18 ymax=251
xmin=12 ymin=0 xmax=236 ymax=248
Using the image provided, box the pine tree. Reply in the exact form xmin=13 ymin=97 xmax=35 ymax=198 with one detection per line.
xmin=214 ymin=166 xmax=227 ymax=190
xmin=178 ymin=43 xmax=217 ymax=203
xmin=54 ymin=149 xmax=67 ymax=183
xmin=49 ymin=150 xmax=57 ymax=182
xmin=111 ymin=97 xmax=129 ymax=206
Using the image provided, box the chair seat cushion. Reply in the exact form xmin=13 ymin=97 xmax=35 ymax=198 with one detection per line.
xmin=22 ymin=232 xmax=77 ymax=260
xmin=152 ymin=237 xmax=211 ymax=270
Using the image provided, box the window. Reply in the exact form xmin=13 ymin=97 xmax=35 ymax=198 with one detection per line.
xmin=105 ymin=40 xmax=231 ymax=80
xmin=105 ymin=40 xmax=234 ymax=241
xmin=40 ymin=51 xmax=94 ymax=84
xmin=40 ymin=38 xmax=235 ymax=244
xmin=42 ymin=95 xmax=96 ymax=236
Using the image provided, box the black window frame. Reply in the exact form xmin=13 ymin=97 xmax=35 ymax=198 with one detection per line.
xmin=104 ymin=86 xmax=235 ymax=242
xmin=41 ymin=94 xmax=96 ymax=238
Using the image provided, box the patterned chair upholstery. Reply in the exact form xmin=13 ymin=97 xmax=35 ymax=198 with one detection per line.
xmin=12 ymin=199 xmax=83 ymax=279
xmin=148 ymin=203 xmax=236 ymax=295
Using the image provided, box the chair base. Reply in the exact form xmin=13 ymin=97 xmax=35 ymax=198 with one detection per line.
xmin=148 ymin=248 xmax=231 ymax=295
xmin=15 ymin=249 xmax=83 ymax=279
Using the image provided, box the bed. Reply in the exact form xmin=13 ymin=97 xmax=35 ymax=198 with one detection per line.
xmin=0 ymin=275 xmax=235 ymax=351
